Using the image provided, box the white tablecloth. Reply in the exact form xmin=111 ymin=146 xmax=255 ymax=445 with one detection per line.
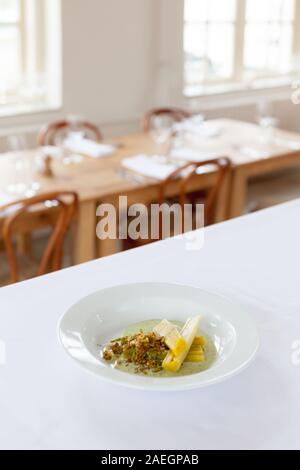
xmin=1 ymin=200 xmax=300 ymax=450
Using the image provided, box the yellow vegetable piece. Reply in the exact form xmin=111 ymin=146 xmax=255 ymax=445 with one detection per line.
xmin=185 ymin=354 xmax=205 ymax=363
xmin=163 ymin=316 xmax=201 ymax=372
xmin=185 ymin=341 xmax=205 ymax=363
xmin=192 ymin=336 xmax=206 ymax=347
xmin=172 ymin=337 xmax=187 ymax=356
xmin=153 ymin=320 xmax=187 ymax=356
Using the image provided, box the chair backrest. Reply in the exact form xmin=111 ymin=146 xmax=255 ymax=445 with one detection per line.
xmin=1 ymin=191 xmax=78 ymax=283
xmin=158 ymin=157 xmax=231 ymax=234
xmin=142 ymin=107 xmax=191 ymax=132
xmin=38 ymin=120 xmax=102 ymax=146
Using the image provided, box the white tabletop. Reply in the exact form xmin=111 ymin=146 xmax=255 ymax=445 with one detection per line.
xmin=1 ymin=200 xmax=300 ymax=450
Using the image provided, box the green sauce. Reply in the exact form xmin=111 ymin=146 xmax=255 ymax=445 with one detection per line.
xmin=113 ymin=319 xmax=217 ymax=378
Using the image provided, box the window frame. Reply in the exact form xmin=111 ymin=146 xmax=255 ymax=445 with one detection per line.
xmin=0 ymin=0 xmax=62 ymax=117
xmin=0 ymin=0 xmax=24 ymax=88
xmin=0 ymin=0 xmax=40 ymax=93
xmin=183 ymin=0 xmax=300 ymax=96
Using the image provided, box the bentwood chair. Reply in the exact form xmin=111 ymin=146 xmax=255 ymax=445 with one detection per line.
xmin=142 ymin=107 xmax=191 ymax=132
xmin=0 ymin=191 xmax=78 ymax=284
xmin=123 ymin=157 xmax=231 ymax=250
xmin=38 ymin=119 xmax=103 ymax=146
xmin=159 ymin=157 xmax=231 ymax=225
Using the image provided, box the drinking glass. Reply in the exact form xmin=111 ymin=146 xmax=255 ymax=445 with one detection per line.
xmin=185 ymin=98 xmax=206 ymax=146
xmin=187 ymin=97 xmax=206 ymax=121
xmin=67 ymin=115 xmax=85 ymax=140
xmin=61 ymin=115 xmax=84 ymax=164
xmin=150 ymin=116 xmax=173 ymax=145
xmin=6 ymin=135 xmax=40 ymax=197
xmin=256 ymin=101 xmax=279 ymax=144
xmin=149 ymin=115 xmax=173 ymax=154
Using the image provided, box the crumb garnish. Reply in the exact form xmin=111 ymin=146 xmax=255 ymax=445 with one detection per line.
xmin=102 ymin=330 xmax=169 ymax=374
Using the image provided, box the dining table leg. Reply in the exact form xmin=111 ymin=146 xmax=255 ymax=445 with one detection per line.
xmin=229 ymin=168 xmax=248 ymax=218
xmin=74 ymin=200 xmax=97 ymax=265
xmin=96 ymin=195 xmax=120 ymax=258
xmin=214 ymin=171 xmax=232 ymax=222
xmin=97 ymin=238 xmax=118 ymax=258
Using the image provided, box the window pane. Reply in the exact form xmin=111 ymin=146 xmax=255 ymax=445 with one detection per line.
xmin=184 ymin=0 xmax=236 ymax=85
xmin=184 ymin=23 xmax=234 ymax=82
xmin=0 ymin=26 xmax=21 ymax=85
xmin=244 ymin=23 xmax=293 ymax=74
xmin=279 ymin=25 xmax=294 ymax=70
xmin=184 ymin=0 xmax=296 ymax=90
xmin=246 ymin=0 xmax=295 ymax=22
xmin=208 ymin=0 xmax=237 ymax=22
xmin=244 ymin=0 xmax=295 ymax=78
xmin=184 ymin=24 xmax=206 ymax=83
xmin=0 ymin=0 xmax=20 ymax=23
xmin=185 ymin=0 xmax=237 ymax=22
xmin=184 ymin=0 xmax=209 ymax=22
xmin=207 ymin=24 xmax=234 ymax=78
xmin=184 ymin=24 xmax=206 ymax=62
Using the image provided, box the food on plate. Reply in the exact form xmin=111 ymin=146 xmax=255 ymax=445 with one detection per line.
xmin=162 ymin=316 xmax=200 ymax=372
xmin=103 ymin=331 xmax=169 ymax=374
xmin=185 ymin=337 xmax=206 ymax=363
xmin=101 ymin=317 xmax=216 ymax=377
xmin=153 ymin=319 xmax=187 ymax=356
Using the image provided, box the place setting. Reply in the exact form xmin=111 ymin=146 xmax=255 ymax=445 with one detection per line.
xmin=119 ymin=114 xmax=224 ymax=183
xmin=59 ymin=282 xmax=259 ymax=392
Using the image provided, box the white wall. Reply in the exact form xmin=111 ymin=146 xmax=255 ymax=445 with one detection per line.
xmin=0 ymin=0 xmax=300 ymax=144
xmin=62 ymin=0 xmax=159 ymax=133
xmin=0 ymin=0 xmax=160 ymax=140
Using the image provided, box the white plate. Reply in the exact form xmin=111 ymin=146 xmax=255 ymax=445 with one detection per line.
xmin=58 ymin=283 xmax=259 ymax=392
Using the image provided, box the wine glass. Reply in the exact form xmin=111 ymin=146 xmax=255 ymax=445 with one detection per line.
xmin=184 ymin=98 xmax=206 ymax=146
xmin=61 ymin=115 xmax=84 ymax=164
xmin=149 ymin=115 xmax=173 ymax=144
xmin=6 ymin=135 xmax=40 ymax=197
xmin=187 ymin=97 xmax=206 ymax=122
xmin=256 ymin=101 xmax=279 ymax=144
xmin=150 ymin=115 xmax=174 ymax=162
xmin=67 ymin=115 xmax=85 ymax=140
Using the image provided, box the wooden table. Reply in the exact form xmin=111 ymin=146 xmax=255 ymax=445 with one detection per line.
xmin=166 ymin=119 xmax=300 ymax=218
xmin=0 ymin=131 xmax=231 ymax=264
xmin=1 ymin=118 xmax=300 ymax=263
xmin=217 ymin=121 xmax=300 ymax=218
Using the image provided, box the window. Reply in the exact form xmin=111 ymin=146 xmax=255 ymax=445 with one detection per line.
xmin=0 ymin=0 xmax=61 ymax=116
xmin=184 ymin=0 xmax=299 ymax=95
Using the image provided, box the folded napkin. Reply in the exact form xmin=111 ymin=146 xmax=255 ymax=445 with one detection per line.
xmin=64 ymin=136 xmax=115 ymax=158
xmin=238 ymin=146 xmax=270 ymax=159
xmin=122 ymin=155 xmax=177 ymax=180
xmin=275 ymin=138 xmax=300 ymax=151
xmin=174 ymin=120 xmax=223 ymax=139
xmin=171 ymin=147 xmax=220 ymax=162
